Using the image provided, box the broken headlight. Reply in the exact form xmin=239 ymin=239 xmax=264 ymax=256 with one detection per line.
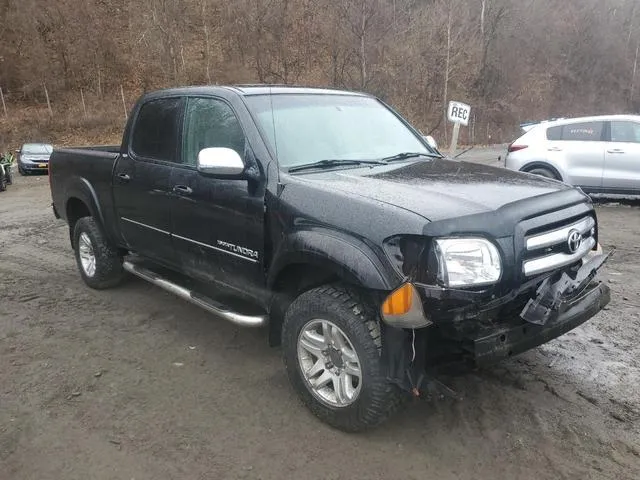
xmin=434 ymin=238 xmax=502 ymax=287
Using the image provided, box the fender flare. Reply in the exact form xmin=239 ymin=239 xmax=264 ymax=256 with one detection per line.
xmin=64 ymin=176 xmax=107 ymax=234
xmin=267 ymin=229 xmax=399 ymax=291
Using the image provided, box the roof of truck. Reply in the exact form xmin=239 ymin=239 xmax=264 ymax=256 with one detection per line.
xmin=142 ymin=84 xmax=370 ymax=99
xmin=228 ymin=85 xmax=369 ymax=96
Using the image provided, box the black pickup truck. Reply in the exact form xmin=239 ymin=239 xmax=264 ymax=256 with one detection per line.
xmin=50 ymin=85 xmax=611 ymax=431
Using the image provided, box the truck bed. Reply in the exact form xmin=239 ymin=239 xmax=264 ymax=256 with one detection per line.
xmin=49 ymin=146 xmax=121 ymax=243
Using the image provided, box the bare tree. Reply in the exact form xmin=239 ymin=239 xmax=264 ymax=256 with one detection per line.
xmin=1 ymin=0 xmax=638 ymax=145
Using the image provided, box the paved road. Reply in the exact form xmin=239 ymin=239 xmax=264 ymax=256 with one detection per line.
xmin=452 ymin=144 xmax=508 ymax=166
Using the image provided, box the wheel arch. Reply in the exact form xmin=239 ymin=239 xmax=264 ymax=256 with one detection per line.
xmin=266 ymin=230 xmax=399 ymax=347
xmin=520 ymin=161 xmax=564 ymax=181
xmin=64 ymin=177 xmax=107 ymax=248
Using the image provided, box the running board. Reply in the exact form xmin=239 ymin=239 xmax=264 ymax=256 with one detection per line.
xmin=122 ymin=261 xmax=268 ymax=327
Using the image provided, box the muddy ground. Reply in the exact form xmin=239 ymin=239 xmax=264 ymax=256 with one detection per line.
xmin=1 ymin=168 xmax=639 ymax=480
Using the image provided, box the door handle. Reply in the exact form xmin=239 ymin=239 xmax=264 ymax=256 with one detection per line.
xmin=117 ymin=173 xmax=131 ymax=182
xmin=607 ymin=149 xmax=625 ymax=154
xmin=173 ymin=185 xmax=193 ymax=195
xmin=547 ymin=147 xmax=562 ymax=152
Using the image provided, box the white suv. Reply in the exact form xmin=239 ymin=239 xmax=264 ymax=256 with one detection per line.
xmin=505 ymin=115 xmax=640 ymax=196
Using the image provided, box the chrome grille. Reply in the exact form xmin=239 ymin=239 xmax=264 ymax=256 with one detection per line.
xmin=523 ymin=215 xmax=595 ymax=277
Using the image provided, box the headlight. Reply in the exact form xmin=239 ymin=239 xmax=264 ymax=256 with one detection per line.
xmin=435 ymin=238 xmax=501 ymax=287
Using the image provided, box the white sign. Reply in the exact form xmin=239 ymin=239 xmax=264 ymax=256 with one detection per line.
xmin=447 ymin=101 xmax=471 ymax=126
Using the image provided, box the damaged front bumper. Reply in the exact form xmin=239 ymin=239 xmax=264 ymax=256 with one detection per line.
xmin=383 ymin=251 xmax=612 ymax=393
xmin=474 ymin=251 xmax=611 ymax=366
xmin=474 ymin=279 xmax=610 ymax=367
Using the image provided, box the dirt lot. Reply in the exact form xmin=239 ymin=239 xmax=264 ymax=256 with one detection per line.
xmin=1 ymin=171 xmax=639 ymax=480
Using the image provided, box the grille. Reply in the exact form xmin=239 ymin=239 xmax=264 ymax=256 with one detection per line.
xmin=522 ymin=215 xmax=595 ymax=277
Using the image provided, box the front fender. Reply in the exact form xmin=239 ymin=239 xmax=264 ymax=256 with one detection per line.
xmin=268 ymin=229 xmax=400 ymax=291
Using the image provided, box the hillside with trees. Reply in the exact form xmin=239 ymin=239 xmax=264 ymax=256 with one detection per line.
xmin=1 ymin=0 xmax=639 ymax=147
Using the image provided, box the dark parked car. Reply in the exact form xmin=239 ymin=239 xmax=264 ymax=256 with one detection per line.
xmin=0 ymin=152 xmax=14 ymax=191
xmin=18 ymin=143 xmax=53 ymax=174
xmin=49 ymin=85 xmax=611 ymax=432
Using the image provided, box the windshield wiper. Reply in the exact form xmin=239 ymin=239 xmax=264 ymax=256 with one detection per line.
xmin=288 ymin=159 xmax=388 ymax=173
xmin=381 ymin=152 xmax=440 ymax=163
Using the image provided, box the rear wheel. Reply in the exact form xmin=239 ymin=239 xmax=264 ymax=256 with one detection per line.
xmin=282 ymin=285 xmax=404 ymax=432
xmin=527 ymin=167 xmax=559 ymax=180
xmin=73 ymin=217 xmax=125 ymax=289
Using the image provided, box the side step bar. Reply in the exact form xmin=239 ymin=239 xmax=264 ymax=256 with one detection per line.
xmin=123 ymin=261 xmax=268 ymax=327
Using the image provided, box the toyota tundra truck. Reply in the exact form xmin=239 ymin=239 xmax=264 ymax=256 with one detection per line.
xmin=49 ymin=85 xmax=611 ymax=432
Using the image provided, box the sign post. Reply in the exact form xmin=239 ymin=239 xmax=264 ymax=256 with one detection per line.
xmin=447 ymin=101 xmax=471 ymax=156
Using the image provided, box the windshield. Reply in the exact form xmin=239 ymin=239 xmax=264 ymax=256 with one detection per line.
xmin=23 ymin=144 xmax=53 ymax=154
xmin=244 ymin=94 xmax=433 ymax=169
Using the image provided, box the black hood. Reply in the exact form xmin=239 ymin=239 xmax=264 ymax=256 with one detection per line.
xmin=286 ymin=159 xmax=575 ymax=222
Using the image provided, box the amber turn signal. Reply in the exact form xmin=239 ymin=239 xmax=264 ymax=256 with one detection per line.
xmin=382 ymin=282 xmax=414 ymax=315
xmin=380 ymin=283 xmax=432 ymax=329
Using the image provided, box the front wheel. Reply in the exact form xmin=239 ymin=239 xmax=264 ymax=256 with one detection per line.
xmin=282 ymin=285 xmax=403 ymax=432
xmin=73 ymin=217 xmax=125 ymax=289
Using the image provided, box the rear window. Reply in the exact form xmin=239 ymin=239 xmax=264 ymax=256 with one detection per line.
xmin=546 ymin=122 xmax=604 ymax=142
xmin=546 ymin=125 xmax=562 ymax=140
xmin=567 ymin=122 xmax=603 ymax=141
xmin=131 ymin=98 xmax=182 ymax=162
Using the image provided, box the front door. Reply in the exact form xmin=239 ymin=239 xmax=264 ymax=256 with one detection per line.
xmin=603 ymin=120 xmax=640 ymax=194
xmin=170 ymin=96 xmax=266 ymax=295
xmin=113 ymin=97 xmax=183 ymax=266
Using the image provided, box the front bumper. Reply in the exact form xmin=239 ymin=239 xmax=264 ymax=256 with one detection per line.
xmin=19 ymin=160 xmax=49 ymax=172
xmin=473 ymin=280 xmax=610 ymax=367
xmin=382 ymin=251 xmax=611 ymax=393
xmin=453 ymin=251 xmax=612 ymax=366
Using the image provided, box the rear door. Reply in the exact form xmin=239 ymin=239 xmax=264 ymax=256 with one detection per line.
xmin=552 ymin=121 xmax=606 ymax=188
xmin=603 ymin=120 xmax=640 ymax=193
xmin=170 ymin=96 xmax=266 ymax=291
xmin=113 ymin=97 xmax=183 ymax=266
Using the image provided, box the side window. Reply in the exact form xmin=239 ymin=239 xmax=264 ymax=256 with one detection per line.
xmin=561 ymin=121 xmax=604 ymax=142
xmin=182 ymin=97 xmax=246 ymax=167
xmin=131 ymin=98 xmax=182 ymax=162
xmin=610 ymin=121 xmax=640 ymax=143
xmin=546 ymin=125 xmax=562 ymax=141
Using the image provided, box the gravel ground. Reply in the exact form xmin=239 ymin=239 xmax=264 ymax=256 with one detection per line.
xmin=1 ymin=171 xmax=639 ymax=480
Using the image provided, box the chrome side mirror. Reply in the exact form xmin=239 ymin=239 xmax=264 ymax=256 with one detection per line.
xmin=423 ymin=135 xmax=438 ymax=150
xmin=197 ymin=147 xmax=245 ymax=177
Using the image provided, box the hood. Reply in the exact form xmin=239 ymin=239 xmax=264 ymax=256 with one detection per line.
xmin=286 ymin=159 xmax=574 ymax=222
xmin=22 ymin=154 xmax=51 ymax=161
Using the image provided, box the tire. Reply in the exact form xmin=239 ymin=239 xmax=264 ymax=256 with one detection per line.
xmin=282 ymin=284 xmax=404 ymax=432
xmin=0 ymin=170 xmax=6 ymax=192
xmin=527 ymin=167 xmax=559 ymax=180
xmin=73 ymin=217 xmax=125 ymax=289
xmin=18 ymin=165 xmax=26 ymax=176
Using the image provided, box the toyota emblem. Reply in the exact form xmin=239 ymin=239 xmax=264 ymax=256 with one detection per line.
xmin=567 ymin=229 xmax=582 ymax=253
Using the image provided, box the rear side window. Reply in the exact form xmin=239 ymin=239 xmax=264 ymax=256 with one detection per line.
xmin=560 ymin=121 xmax=604 ymax=141
xmin=132 ymin=98 xmax=182 ymax=162
xmin=546 ymin=125 xmax=562 ymax=140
